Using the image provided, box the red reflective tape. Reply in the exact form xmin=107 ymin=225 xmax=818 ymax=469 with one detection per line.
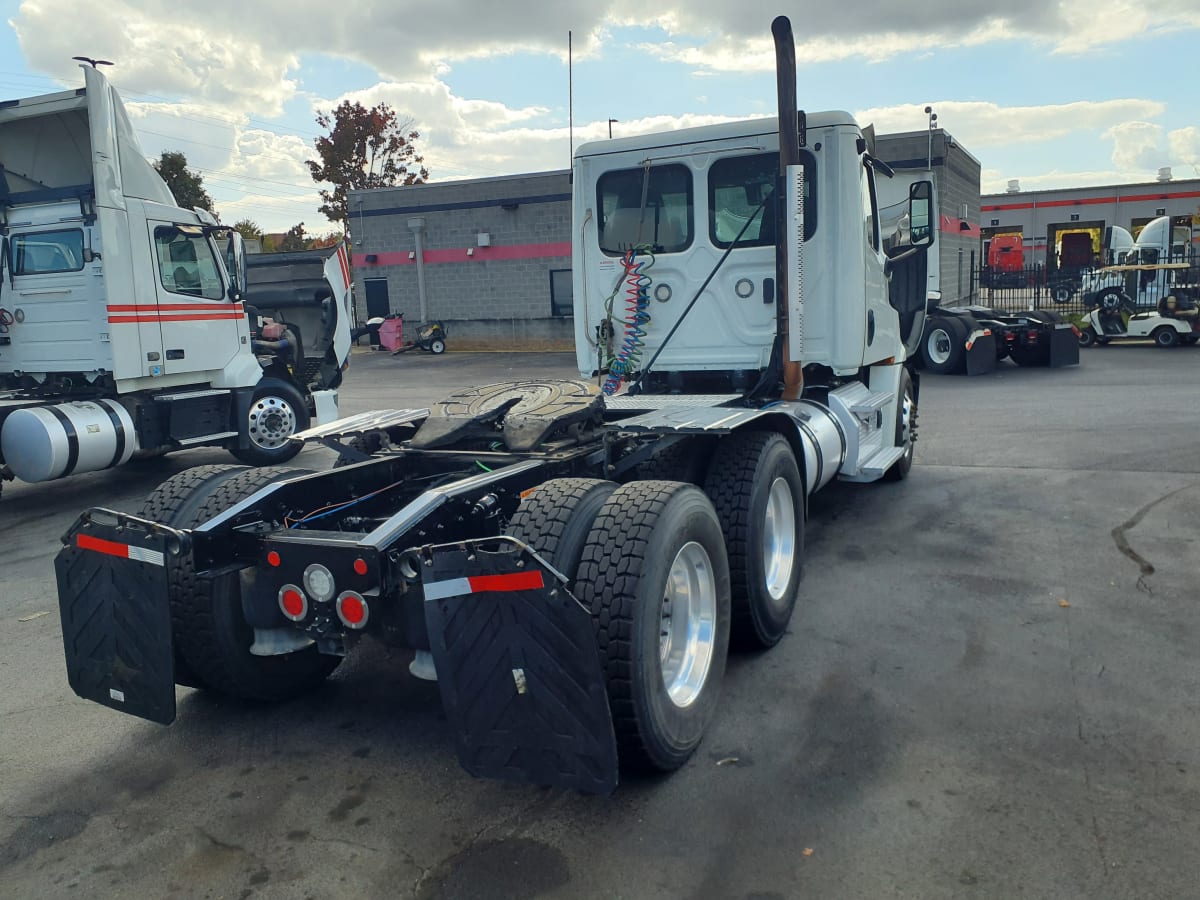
xmin=467 ymin=571 xmax=545 ymax=593
xmin=76 ymin=533 xmax=130 ymax=559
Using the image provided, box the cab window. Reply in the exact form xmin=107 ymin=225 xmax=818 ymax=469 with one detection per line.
xmin=597 ymin=164 xmax=693 ymax=255
xmin=154 ymin=227 xmax=224 ymax=300
xmin=708 ymin=151 xmax=816 ymax=249
xmin=12 ymin=229 xmax=84 ymax=275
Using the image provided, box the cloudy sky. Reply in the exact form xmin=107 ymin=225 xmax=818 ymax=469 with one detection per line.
xmin=4 ymin=0 xmax=1199 ymax=233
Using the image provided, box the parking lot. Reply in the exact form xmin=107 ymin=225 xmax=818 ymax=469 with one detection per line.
xmin=2 ymin=345 xmax=1198 ymax=900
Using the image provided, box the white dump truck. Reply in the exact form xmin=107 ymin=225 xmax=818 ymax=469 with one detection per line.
xmin=0 ymin=66 xmax=350 ymax=499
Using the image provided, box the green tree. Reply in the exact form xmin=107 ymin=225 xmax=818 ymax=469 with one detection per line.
xmin=278 ymin=222 xmax=307 ymax=252
xmin=307 ymin=101 xmax=428 ymax=234
xmin=232 ymin=219 xmax=263 ymax=241
xmin=152 ymin=151 xmax=216 ymax=215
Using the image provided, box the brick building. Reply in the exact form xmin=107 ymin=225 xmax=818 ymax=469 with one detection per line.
xmin=349 ymin=129 xmax=981 ymax=348
xmin=350 ymin=171 xmax=574 ymax=349
xmin=980 ymin=173 xmax=1200 ymax=273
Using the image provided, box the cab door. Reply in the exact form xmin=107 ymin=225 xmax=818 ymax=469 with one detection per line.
xmin=146 ymin=223 xmax=247 ymax=375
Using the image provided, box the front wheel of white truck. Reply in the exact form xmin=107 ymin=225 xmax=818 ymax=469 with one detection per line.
xmin=574 ymin=481 xmax=731 ymax=773
xmin=230 ymin=377 xmax=310 ymax=466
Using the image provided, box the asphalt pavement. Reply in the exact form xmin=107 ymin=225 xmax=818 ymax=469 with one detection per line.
xmin=2 ymin=344 xmax=1198 ymax=899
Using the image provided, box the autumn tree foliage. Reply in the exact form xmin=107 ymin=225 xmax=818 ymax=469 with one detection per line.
xmin=307 ymin=101 xmax=429 ymax=234
xmin=278 ymin=223 xmax=308 ymax=252
xmin=153 ymin=151 xmax=216 ymax=215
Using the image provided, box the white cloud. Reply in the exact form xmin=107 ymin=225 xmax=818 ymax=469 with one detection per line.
xmin=856 ymin=99 xmax=1167 ymax=149
xmin=1104 ymin=121 xmax=1167 ymax=169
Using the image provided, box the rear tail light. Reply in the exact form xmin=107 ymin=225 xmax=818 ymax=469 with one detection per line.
xmin=303 ymin=564 xmax=336 ymax=602
xmin=278 ymin=584 xmax=308 ymax=621
xmin=337 ymin=591 xmax=369 ymax=629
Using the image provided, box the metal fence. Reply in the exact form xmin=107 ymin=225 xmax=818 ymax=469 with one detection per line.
xmin=966 ymin=263 xmax=1200 ymax=317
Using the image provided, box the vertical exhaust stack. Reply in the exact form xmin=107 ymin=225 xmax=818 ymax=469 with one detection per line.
xmin=771 ymin=16 xmax=804 ymax=401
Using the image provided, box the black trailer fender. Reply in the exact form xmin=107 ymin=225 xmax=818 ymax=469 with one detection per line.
xmin=55 ymin=509 xmax=188 ymax=725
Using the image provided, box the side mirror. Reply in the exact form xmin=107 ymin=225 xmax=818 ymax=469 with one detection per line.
xmin=908 ymin=181 xmax=934 ymax=247
xmin=226 ymin=231 xmax=247 ymax=302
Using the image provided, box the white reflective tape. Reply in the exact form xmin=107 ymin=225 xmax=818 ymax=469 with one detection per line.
xmin=422 ymin=577 xmax=472 ymax=602
xmin=126 ymin=545 xmax=165 ymax=567
xmin=109 ymin=688 xmax=125 ymax=702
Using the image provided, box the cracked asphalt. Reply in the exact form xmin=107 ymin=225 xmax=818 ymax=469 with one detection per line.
xmin=2 ymin=344 xmax=1198 ymax=899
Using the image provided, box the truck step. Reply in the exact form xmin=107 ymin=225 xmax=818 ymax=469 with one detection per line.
xmin=848 ymin=390 xmax=892 ymax=419
xmin=847 ymin=445 xmax=904 ymax=481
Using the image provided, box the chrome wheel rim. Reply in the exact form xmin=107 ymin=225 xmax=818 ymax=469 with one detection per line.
xmin=659 ymin=541 xmax=717 ymax=709
xmin=927 ymin=328 xmax=952 ymax=365
xmin=899 ymin=388 xmax=915 ymax=463
xmin=247 ymin=395 xmax=297 ymax=450
xmin=762 ymin=477 xmax=796 ymax=606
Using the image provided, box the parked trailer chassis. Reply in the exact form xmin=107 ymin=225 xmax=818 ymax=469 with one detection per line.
xmin=54 ymin=376 xmax=913 ymax=792
xmin=919 ymin=306 xmax=1079 ymax=375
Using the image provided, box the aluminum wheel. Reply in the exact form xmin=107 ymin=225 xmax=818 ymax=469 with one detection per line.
xmin=762 ymin=476 xmax=796 ymax=607
xmin=247 ymin=395 xmax=298 ymax=450
xmin=898 ymin=390 xmax=915 ymax=464
xmin=926 ymin=328 xmax=952 ymax=366
xmin=659 ymin=541 xmax=718 ymax=709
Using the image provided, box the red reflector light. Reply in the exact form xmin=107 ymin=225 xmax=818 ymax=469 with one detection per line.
xmin=278 ymin=584 xmax=307 ymax=621
xmin=337 ymin=591 xmax=369 ymax=629
xmin=267 ymin=551 xmax=281 ymax=567
xmin=353 ymin=558 xmax=368 ymax=576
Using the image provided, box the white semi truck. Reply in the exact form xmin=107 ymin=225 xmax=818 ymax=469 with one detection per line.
xmin=53 ymin=17 xmax=933 ymax=794
xmin=0 ymin=66 xmax=350 ymax=499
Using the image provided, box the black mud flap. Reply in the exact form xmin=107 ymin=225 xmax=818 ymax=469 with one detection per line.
xmin=54 ymin=509 xmax=186 ymax=725
xmin=1049 ymin=325 xmax=1081 ymax=367
xmin=421 ymin=540 xmax=618 ymax=794
xmin=965 ymin=332 xmax=998 ymax=375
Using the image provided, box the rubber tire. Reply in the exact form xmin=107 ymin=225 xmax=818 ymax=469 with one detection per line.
xmin=1096 ymin=336 xmax=1111 ymax=345
xmin=704 ymin=432 xmax=804 ymax=650
xmin=332 ymin=431 xmax=384 ymax=468
xmin=575 ymin=481 xmax=731 ymax=772
xmin=1154 ymin=327 xmax=1179 ymax=348
xmin=429 ymin=338 xmax=446 ymax=355
xmin=1078 ymin=327 xmax=1096 ymax=348
xmin=507 ymin=478 xmax=617 ymax=582
xmin=883 ymin=368 xmax=916 ymax=482
xmin=922 ymin=317 xmax=967 ymax=374
xmin=143 ymin=465 xmax=339 ymax=701
xmin=637 ymin=437 xmax=716 ymax=484
xmin=1051 ymin=283 xmax=1074 ymax=305
xmin=230 ymin=377 xmax=310 ymax=466
xmin=141 ymin=464 xmax=252 ymax=688
xmin=1008 ymin=343 xmax=1050 ymax=366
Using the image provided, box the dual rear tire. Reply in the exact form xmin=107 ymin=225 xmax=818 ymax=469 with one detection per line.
xmin=509 ymin=429 xmax=811 ymax=772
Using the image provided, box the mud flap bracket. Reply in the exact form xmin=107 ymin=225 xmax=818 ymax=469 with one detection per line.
xmin=421 ymin=539 xmax=618 ymax=794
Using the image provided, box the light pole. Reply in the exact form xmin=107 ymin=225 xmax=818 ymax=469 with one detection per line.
xmin=608 ymin=118 xmax=618 ymax=139
xmin=924 ymin=105 xmax=938 ymax=171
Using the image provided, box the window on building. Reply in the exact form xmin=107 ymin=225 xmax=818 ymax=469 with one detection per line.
xmin=154 ymin=226 xmax=225 ymax=300
xmin=12 ymin=229 xmax=84 ymax=275
xmin=597 ymin=164 xmax=693 ymax=255
xmin=550 ymin=268 xmax=573 ymax=317
xmin=708 ymin=152 xmax=816 ymax=249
